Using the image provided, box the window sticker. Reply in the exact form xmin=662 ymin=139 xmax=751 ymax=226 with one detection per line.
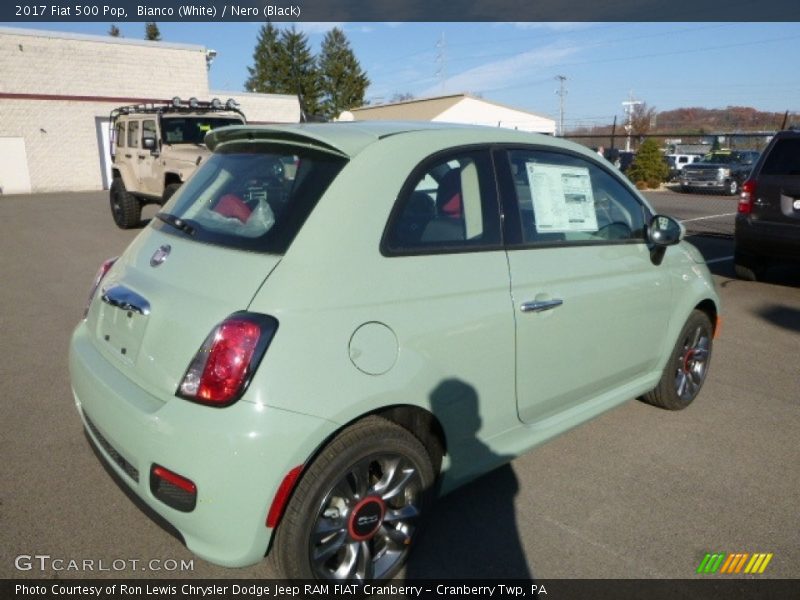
xmin=525 ymin=163 xmax=598 ymax=233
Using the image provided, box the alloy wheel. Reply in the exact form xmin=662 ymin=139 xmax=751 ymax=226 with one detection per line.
xmin=674 ymin=325 xmax=710 ymax=401
xmin=309 ymin=453 xmax=423 ymax=580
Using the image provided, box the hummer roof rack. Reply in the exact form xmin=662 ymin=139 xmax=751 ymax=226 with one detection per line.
xmin=110 ymin=96 xmax=245 ymax=121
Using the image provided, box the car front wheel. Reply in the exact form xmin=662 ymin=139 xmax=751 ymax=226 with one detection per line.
xmin=641 ymin=310 xmax=713 ymax=410
xmin=273 ymin=416 xmax=435 ymax=581
xmin=725 ymin=179 xmax=739 ymax=196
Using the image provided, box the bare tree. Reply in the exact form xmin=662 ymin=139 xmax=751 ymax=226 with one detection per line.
xmin=631 ymin=102 xmax=657 ymax=136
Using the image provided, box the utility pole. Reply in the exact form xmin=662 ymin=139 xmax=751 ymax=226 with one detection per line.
xmin=555 ymin=75 xmax=567 ymax=136
xmin=622 ymin=91 xmax=642 ymax=152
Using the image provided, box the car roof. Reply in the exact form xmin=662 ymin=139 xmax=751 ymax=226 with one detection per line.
xmin=205 ymin=120 xmax=575 ymax=159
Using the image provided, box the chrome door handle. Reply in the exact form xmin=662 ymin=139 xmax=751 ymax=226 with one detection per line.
xmin=101 ymin=284 xmax=151 ymax=316
xmin=520 ymin=298 xmax=563 ymax=313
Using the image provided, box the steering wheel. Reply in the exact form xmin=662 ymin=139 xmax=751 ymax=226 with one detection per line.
xmin=596 ymin=221 xmax=632 ymax=240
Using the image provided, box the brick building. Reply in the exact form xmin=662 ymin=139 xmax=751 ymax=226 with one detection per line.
xmin=0 ymin=27 xmax=300 ymax=194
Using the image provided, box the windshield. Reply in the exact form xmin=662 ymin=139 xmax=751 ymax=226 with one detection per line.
xmin=156 ymin=146 xmax=347 ymax=254
xmin=162 ymin=117 xmax=243 ymax=145
xmin=700 ymin=153 xmax=736 ymax=164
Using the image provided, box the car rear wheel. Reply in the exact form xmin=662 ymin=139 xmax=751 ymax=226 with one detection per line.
xmin=273 ymin=416 xmax=435 ymax=581
xmin=641 ymin=310 xmax=713 ymax=410
xmin=110 ymin=177 xmax=141 ymax=229
xmin=734 ymin=252 xmax=767 ymax=282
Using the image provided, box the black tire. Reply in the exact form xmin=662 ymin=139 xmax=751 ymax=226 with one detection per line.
xmin=110 ymin=177 xmax=141 ymax=229
xmin=641 ymin=310 xmax=713 ymax=411
xmin=273 ymin=416 xmax=435 ymax=581
xmin=725 ymin=179 xmax=739 ymax=196
xmin=162 ymin=182 xmax=181 ymax=204
xmin=734 ymin=252 xmax=766 ymax=282
xmin=680 ymin=185 xmax=690 ymax=193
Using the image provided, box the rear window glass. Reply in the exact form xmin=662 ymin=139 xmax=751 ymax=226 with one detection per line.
xmin=156 ymin=146 xmax=346 ymax=254
xmin=761 ymin=139 xmax=800 ymax=175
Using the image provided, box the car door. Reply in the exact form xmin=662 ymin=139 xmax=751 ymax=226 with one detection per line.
xmin=495 ymin=147 xmax=674 ymax=424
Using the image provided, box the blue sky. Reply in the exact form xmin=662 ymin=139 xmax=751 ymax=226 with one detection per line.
xmin=7 ymin=21 xmax=800 ymax=128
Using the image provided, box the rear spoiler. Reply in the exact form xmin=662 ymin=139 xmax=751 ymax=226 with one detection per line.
xmin=205 ymin=126 xmax=352 ymax=158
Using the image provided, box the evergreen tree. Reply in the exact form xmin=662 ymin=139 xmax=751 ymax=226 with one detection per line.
xmin=108 ymin=24 xmax=121 ymax=37
xmin=318 ymin=28 xmax=369 ymax=120
xmin=145 ymin=22 xmax=161 ymax=41
xmin=279 ymin=27 xmax=322 ymax=117
xmin=627 ymin=138 xmax=668 ymax=188
xmin=244 ymin=23 xmax=283 ymax=94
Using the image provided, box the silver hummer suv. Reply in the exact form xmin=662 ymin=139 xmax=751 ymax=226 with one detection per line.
xmin=109 ymin=97 xmax=246 ymax=228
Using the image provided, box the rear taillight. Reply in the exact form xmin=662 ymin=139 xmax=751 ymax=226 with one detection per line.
xmin=738 ymin=179 xmax=756 ymax=214
xmin=84 ymin=256 xmax=118 ymax=318
xmin=177 ymin=312 xmax=278 ymax=407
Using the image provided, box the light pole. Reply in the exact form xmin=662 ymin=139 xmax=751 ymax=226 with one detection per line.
xmin=555 ymin=75 xmax=567 ymax=136
xmin=622 ymin=92 xmax=642 ymax=152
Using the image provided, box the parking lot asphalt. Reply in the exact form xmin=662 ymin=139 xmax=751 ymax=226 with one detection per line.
xmin=0 ymin=191 xmax=797 ymax=580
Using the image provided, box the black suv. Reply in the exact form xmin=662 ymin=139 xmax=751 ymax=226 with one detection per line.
xmin=734 ymin=130 xmax=800 ymax=280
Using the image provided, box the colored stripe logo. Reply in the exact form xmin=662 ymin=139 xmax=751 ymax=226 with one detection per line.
xmin=697 ymin=552 xmax=773 ymax=574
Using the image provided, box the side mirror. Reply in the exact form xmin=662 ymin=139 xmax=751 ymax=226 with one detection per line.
xmin=142 ymin=136 xmax=158 ymax=152
xmin=649 ymin=214 xmax=684 ymax=247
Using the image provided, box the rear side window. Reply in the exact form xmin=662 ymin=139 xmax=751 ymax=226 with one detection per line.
xmin=127 ymin=121 xmax=139 ymax=148
xmin=383 ymin=150 xmax=501 ymax=254
xmin=157 ymin=146 xmax=346 ymax=254
xmin=761 ymin=139 xmax=800 ymax=175
xmin=142 ymin=119 xmax=157 ymax=144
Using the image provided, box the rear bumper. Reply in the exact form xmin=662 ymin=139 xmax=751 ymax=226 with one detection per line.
xmin=735 ymin=216 xmax=800 ymax=261
xmin=69 ymin=322 xmax=336 ymax=567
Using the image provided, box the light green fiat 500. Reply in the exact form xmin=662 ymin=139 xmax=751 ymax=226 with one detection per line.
xmin=70 ymin=122 xmax=720 ymax=580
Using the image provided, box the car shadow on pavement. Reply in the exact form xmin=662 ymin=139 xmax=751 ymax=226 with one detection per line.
xmin=755 ymin=305 xmax=800 ymax=333
xmin=403 ymin=380 xmax=533 ymax=580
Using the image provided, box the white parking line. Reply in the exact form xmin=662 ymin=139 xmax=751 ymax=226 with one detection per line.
xmin=680 ymin=213 xmax=737 ymax=223
xmin=705 ymin=255 xmax=734 ymax=264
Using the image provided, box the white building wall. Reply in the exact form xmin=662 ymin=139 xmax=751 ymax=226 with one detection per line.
xmin=434 ymin=97 xmax=556 ymax=134
xmin=0 ymin=28 xmax=299 ymax=194
xmin=0 ymin=98 xmax=118 ymax=192
xmin=0 ymin=28 xmax=211 ymax=193
xmin=0 ymin=28 xmax=209 ymax=98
